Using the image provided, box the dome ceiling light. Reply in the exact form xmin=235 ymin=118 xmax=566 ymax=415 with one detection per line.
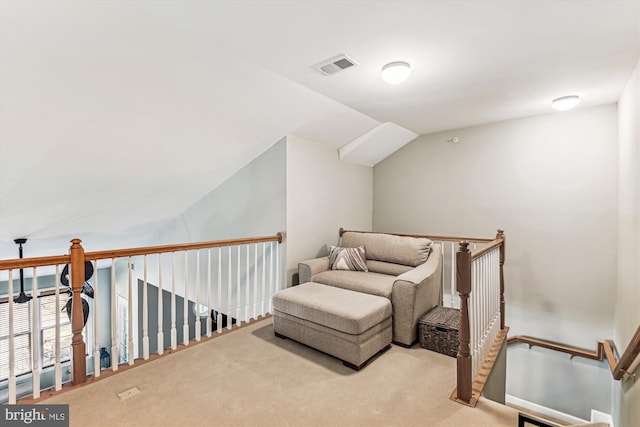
xmin=552 ymin=95 xmax=580 ymax=111
xmin=381 ymin=61 xmax=411 ymax=85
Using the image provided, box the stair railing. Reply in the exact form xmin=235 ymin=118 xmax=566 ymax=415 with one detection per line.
xmin=338 ymin=227 xmax=507 ymax=407
xmin=0 ymin=232 xmax=283 ymax=403
xmin=508 ymin=325 xmax=640 ymax=382
xmin=452 ymin=230 xmax=507 ymax=407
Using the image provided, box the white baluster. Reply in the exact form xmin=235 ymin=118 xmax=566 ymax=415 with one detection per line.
xmin=495 ymin=249 xmax=500 ymax=328
xmin=171 ymin=253 xmax=177 ymax=350
xmin=477 ymin=257 xmax=482 ymax=369
xmin=32 ymin=268 xmax=40 ymax=398
xmin=111 ymin=258 xmax=119 ymax=371
xmin=487 ymin=251 xmax=494 ymax=341
xmin=482 ymin=254 xmax=490 ymax=337
xmin=245 ymin=245 xmax=250 ymax=322
xmin=490 ymin=253 xmax=497 ymax=350
xmin=217 ymin=248 xmax=222 ymax=333
xmin=484 ymin=254 xmax=489 ymax=340
xmin=207 ymin=249 xmax=212 ymax=337
xmin=261 ymin=243 xmax=266 ymax=316
xmin=492 ymin=250 xmax=496 ymax=327
xmin=195 ymin=250 xmax=201 ymax=342
xmin=157 ymin=254 xmax=164 ymax=355
xmin=269 ymin=242 xmax=274 ymax=313
xmin=450 ymin=242 xmax=456 ymax=308
xmin=8 ymin=270 xmax=16 ymax=403
xmin=236 ymin=246 xmax=241 ymax=325
xmin=469 ymin=261 xmax=475 ymax=379
xmin=253 ymin=244 xmax=258 ymax=319
xmin=276 ymin=240 xmax=280 ymax=293
xmin=480 ymin=257 xmax=484 ymax=375
xmin=143 ymin=255 xmax=149 ymax=359
xmin=91 ymin=263 xmax=100 ymax=379
xmin=494 ymin=249 xmax=500 ymax=339
xmin=477 ymin=268 xmax=482 ymax=377
xmin=483 ymin=255 xmax=488 ymax=361
xmin=128 ymin=257 xmax=134 ymax=365
xmin=478 ymin=258 xmax=483 ymax=377
xmin=183 ymin=251 xmax=189 ymax=346
xmin=485 ymin=254 xmax=490 ymax=340
xmin=439 ymin=241 xmax=445 ymax=306
xmin=227 ymin=247 xmax=232 ymax=330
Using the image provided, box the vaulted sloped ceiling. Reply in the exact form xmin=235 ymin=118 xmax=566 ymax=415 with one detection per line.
xmin=0 ymin=1 xmax=380 ymax=250
xmin=1 ymin=0 xmax=638 ymax=256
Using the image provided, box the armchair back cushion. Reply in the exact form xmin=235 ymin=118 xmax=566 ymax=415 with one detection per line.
xmin=365 ymin=260 xmax=413 ymax=276
xmin=341 ymin=232 xmax=432 ymax=267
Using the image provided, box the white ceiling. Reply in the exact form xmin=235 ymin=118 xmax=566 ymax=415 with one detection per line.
xmin=0 ymin=0 xmax=638 ymax=256
xmin=137 ymin=0 xmax=639 ymax=133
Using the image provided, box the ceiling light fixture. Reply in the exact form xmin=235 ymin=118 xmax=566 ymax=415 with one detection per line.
xmin=381 ymin=61 xmax=411 ymax=85
xmin=551 ymin=95 xmax=580 ymax=111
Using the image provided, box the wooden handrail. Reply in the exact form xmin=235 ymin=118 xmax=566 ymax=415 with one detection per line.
xmin=85 ymin=232 xmax=283 ymax=260
xmin=470 ymin=238 xmax=503 ymax=259
xmin=338 ymin=227 xmax=495 ymax=243
xmin=614 ymin=326 xmax=640 ymax=380
xmin=0 ymin=255 xmax=71 ymax=271
xmin=508 ymin=326 xmax=640 ymax=381
xmin=508 ymin=335 xmax=610 ymax=361
xmin=0 ymin=234 xmax=284 ymax=269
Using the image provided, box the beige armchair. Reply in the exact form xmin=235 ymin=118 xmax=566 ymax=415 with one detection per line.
xmin=298 ymin=231 xmax=443 ymax=346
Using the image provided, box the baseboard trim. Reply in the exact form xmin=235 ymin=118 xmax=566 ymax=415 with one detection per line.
xmin=590 ymin=409 xmax=614 ymax=427
xmin=505 ymin=394 xmax=589 ymax=425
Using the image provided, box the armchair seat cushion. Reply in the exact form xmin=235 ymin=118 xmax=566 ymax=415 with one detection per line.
xmin=311 ymin=270 xmax=395 ymax=299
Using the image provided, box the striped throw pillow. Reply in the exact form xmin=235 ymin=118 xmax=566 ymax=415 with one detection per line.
xmin=329 ymin=245 xmax=368 ymax=272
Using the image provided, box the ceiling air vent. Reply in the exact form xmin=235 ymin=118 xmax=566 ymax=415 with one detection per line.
xmin=313 ymin=54 xmax=358 ymax=76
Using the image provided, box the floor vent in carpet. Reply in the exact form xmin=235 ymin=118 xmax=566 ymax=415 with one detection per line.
xmin=118 ymin=386 xmax=141 ymax=400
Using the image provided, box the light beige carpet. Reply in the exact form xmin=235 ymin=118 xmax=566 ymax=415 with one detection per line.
xmin=42 ymin=318 xmax=518 ymax=427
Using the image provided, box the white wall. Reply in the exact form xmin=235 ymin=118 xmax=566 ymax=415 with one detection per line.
xmin=373 ymin=105 xmax=619 ymax=420
xmin=286 ymin=135 xmax=373 ymax=286
xmin=141 ymin=138 xmax=287 ymax=309
xmin=614 ymin=59 xmax=640 ymax=427
xmin=168 ymin=137 xmax=286 ymax=243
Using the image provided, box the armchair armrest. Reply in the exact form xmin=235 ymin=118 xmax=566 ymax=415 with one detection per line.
xmin=391 ymin=244 xmax=443 ymax=346
xmin=298 ymin=257 xmax=330 ymax=284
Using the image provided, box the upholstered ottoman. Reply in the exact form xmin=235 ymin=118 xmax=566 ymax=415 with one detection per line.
xmin=272 ymin=282 xmax=392 ymax=370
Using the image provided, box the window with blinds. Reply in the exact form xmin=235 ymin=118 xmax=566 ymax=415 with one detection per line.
xmin=0 ymin=292 xmax=73 ymax=380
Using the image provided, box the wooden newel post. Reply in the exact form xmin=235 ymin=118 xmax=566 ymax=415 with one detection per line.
xmin=456 ymin=241 xmax=472 ymax=403
xmin=70 ymin=239 xmax=87 ymax=385
xmin=496 ymin=229 xmax=505 ymax=330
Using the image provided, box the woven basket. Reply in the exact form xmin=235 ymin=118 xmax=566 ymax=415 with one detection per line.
xmin=418 ymin=306 xmax=460 ymax=357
